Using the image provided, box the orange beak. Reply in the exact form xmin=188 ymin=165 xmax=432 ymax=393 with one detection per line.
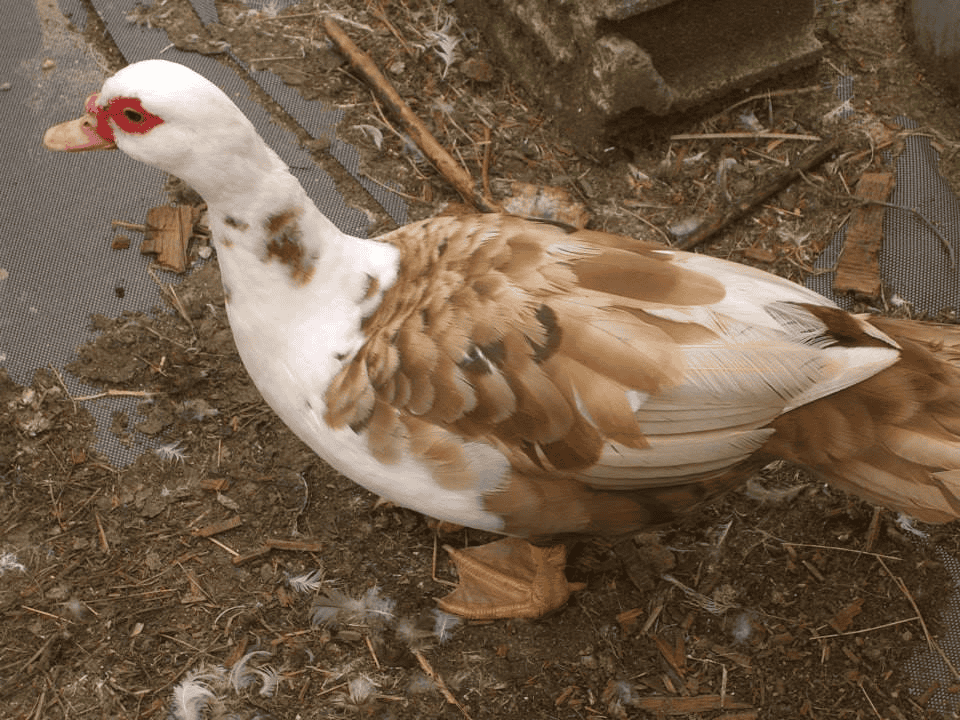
xmin=43 ymin=94 xmax=117 ymax=152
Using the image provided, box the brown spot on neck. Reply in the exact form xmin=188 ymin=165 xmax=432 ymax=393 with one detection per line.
xmin=263 ymin=207 xmax=315 ymax=285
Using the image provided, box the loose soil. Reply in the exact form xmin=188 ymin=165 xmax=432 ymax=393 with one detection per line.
xmin=4 ymin=1 xmax=960 ymax=718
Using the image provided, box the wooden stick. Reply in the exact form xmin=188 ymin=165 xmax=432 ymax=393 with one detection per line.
xmin=677 ymin=137 xmax=841 ymax=251
xmin=323 ymin=16 xmax=498 ymax=213
xmin=670 ymin=132 xmax=821 ymax=142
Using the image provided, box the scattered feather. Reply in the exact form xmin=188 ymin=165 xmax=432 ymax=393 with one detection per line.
xmin=431 ymin=609 xmax=461 ymax=643
xmin=662 ymin=574 xmax=731 ymax=615
xmin=775 ymin=225 xmax=811 ymax=246
xmin=732 ymin=611 xmax=755 ymax=644
xmin=716 ymin=157 xmax=738 ymax=201
xmin=167 ymin=668 xmax=226 ymax=720
xmin=179 ymin=399 xmax=219 ymax=421
xmin=406 ymin=672 xmax=438 ymax=695
xmin=432 ymin=99 xmax=455 ymax=116
xmin=228 ymin=650 xmax=273 ymax=693
xmin=896 ymin=513 xmax=929 ymax=538
xmin=354 ymin=124 xmax=384 ymax=150
xmin=627 ymin=164 xmax=652 ymax=186
xmin=287 ymin=569 xmax=324 ymax=594
xmin=155 ymin=440 xmax=188 ymax=463
xmin=63 ymin=598 xmax=90 ymax=620
xmin=394 ymin=616 xmax=434 ymax=648
xmin=0 ymin=551 xmax=25 ymax=575
xmin=311 ymin=586 xmax=395 ymax=628
xmin=216 ymin=492 xmax=241 ymax=511
xmin=401 ymin=134 xmax=425 ymax=163
xmin=423 ymin=16 xmax=460 ymax=78
xmin=668 ymin=216 xmax=703 ymax=241
xmin=823 ymin=98 xmax=854 ymax=123
xmin=743 ymin=477 xmax=807 ymax=505
xmin=738 ymin=110 xmax=764 ymax=133
xmin=603 ymin=679 xmax=636 ymax=718
xmin=890 ymin=293 xmax=911 ymax=309
xmin=348 ymin=674 xmax=377 ymax=704
xmin=255 ymin=665 xmax=280 ymax=698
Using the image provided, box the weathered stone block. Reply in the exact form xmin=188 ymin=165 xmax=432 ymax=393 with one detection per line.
xmin=456 ymin=0 xmax=822 ymax=150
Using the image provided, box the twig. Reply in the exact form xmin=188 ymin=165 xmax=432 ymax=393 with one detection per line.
xmin=860 ymin=682 xmax=883 ymax=719
xmin=323 ymin=16 xmax=498 ymax=213
xmin=360 ymin=172 xmax=428 ymax=204
xmin=716 ymin=84 xmax=825 ymax=116
xmin=671 ymin=132 xmax=821 ymax=142
xmin=21 ymin=605 xmax=72 ymax=624
xmin=95 ymin=512 xmax=110 ymax=552
xmin=364 ymin=634 xmax=381 ymax=670
xmin=878 ymin=557 xmax=960 ymax=680
xmin=677 ymin=137 xmax=841 ymax=250
xmin=481 ymin=125 xmax=492 ymax=201
xmin=369 ymin=3 xmax=414 ymax=55
xmin=205 ymin=536 xmax=239 ymax=557
xmin=72 ymin=389 xmax=156 ymax=402
xmin=111 ymin=219 xmax=149 ymax=233
xmin=413 ymin=649 xmax=472 ymax=719
xmin=810 ymin=615 xmax=920 ymax=640
xmin=776 ymin=540 xmax=902 ymax=561
xmin=148 ymin=267 xmax=194 ymax=329
xmin=47 ymin=364 xmax=77 ymax=414
xmin=624 ymin=208 xmax=673 ymax=245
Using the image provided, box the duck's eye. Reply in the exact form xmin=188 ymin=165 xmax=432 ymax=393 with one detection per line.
xmin=123 ymin=108 xmax=144 ymax=123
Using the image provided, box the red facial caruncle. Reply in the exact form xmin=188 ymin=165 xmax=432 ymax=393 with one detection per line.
xmin=89 ymin=93 xmax=165 ymax=142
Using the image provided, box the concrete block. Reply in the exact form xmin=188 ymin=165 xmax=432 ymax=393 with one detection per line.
xmin=456 ymin=0 xmax=822 ymax=150
xmin=908 ymin=0 xmax=960 ymax=97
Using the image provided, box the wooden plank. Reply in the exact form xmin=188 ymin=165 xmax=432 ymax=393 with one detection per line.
xmin=833 ymin=171 xmax=895 ymax=298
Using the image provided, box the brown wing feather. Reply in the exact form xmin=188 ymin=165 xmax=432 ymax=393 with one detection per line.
xmin=323 ymin=214 xmax=715 ymax=473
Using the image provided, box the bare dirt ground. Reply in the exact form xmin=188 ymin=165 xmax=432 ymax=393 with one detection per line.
xmin=4 ymin=0 xmax=960 ymax=718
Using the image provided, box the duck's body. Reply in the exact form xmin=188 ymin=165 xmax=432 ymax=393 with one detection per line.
xmin=45 ymin=59 xmax=960 ymax=617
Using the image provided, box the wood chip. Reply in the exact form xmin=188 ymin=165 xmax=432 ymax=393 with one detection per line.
xmin=654 ymin=634 xmax=686 ymax=677
xmin=833 ymin=171 xmax=895 ymax=298
xmin=828 ymin=597 xmax=864 ymax=633
xmin=616 ymin=607 xmax=644 ymax=633
xmin=192 ymin=515 xmax=243 ymax=537
xmin=199 ymin=476 xmax=230 ymax=492
xmin=140 ymin=205 xmax=194 ymax=273
xmin=232 ymin=546 xmax=271 ymax=566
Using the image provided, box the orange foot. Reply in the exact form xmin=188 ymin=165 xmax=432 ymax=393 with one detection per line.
xmin=436 ymin=537 xmax=586 ymax=619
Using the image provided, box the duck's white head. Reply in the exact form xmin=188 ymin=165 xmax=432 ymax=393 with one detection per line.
xmin=44 ymin=59 xmax=286 ymax=208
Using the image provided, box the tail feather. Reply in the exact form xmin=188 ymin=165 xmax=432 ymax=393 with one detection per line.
xmin=828 ymin=456 xmax=960 ymax=523
xmin=764 ymin=317 xmax=960 ymax=523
